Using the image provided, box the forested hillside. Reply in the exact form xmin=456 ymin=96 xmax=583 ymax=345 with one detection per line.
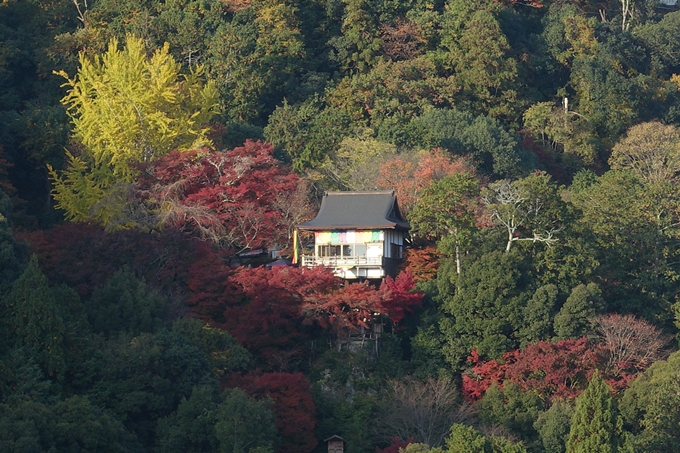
xmin=1 ymin=0 xmax=680 ymax=452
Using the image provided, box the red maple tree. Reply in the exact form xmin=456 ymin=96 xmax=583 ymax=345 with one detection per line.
xmin=188 ymin=265 xmax=423 ymax=364
xmin=228 ymin=372 xmax=318 ymax=453
xmin=463 ymin=339 xmax=605 ymax=402
xmin=462 ymin=318 xmax=671 ymax=401
xmin=138 ymin=140 xmax=300 ymax=251
xmin=379 ymin=271 xmax=424 ymax=325
xmin=19 ymin=222 xmax=204 ymax=298
xmin=376 ymin=437 xmax=413 ymax=453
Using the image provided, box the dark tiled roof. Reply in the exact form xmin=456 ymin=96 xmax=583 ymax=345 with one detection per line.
xmin=323 ymin=435 xmax=345 ymax=442
xmin=298 ymin=191 xmax=410 ymax=231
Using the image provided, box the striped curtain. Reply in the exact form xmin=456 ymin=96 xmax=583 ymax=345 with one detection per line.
xmin=316 ymin=230 xmax=383 ymax=244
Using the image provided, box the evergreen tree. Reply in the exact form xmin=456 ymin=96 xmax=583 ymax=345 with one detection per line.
xmin=535 ymin=401 xmax=574 ymax=453
xmin=215 ymin=388 xmax=278 ymax=453
xmin=88 ymin=266 xmax=168 ymax=338
xmin=0 ymin=396 xmax=142 ymax=453
xmin=439 ymin=250 xmax=534 ymax=367
xmin=156 ymin=384 xmax=220 ymax=453
xmin=3 ymin=255 xmax=66 ymax=377
xmin=0 ymin=189 xmax=25 ymax=296
xmin=566 ymin=370 xmax=632 ymax=453
xmin=519 ymin=284 xmax=558 ymax=345
xmin=410 ymin=173 xmax=480 ymax=275
xmin=478 ymin=382 xmax=542 ymax=445
xmin=553 ymin=283 xmax=603 ymax=340
xmin=445 ymin=423 xmax=528 ymax=453
xmin=620 ymin=350 xmax=680 ymax=452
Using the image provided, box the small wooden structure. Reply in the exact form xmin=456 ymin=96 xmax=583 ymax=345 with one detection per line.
xmin=335 ymin=317 xmax=385 ymax=354
xmin=297 ymin=191 xmax=410 ymax=279
xmin=325 ymin=435 xmax=345 ymax=453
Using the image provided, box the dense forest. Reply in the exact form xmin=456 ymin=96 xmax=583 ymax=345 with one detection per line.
xmin=1 ymin=0 xmax=680 ymax=452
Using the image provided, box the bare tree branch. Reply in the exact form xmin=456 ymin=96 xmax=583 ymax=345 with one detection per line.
xmin=378 ymin=376 xmax=476 ymax=447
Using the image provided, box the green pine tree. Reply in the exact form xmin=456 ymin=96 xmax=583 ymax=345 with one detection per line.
xmin=3 ymin=255 xmax=66 ymax=377
xmin=566 ymin=370 xmax=633 ymax=453
xmin=0 ymin=189 xmax=26 ymax=295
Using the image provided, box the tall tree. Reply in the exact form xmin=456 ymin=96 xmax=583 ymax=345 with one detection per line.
xmin=406 ymin=108 xmax=527 ymax=178
xmin=2 ymin=256 xmax=66 ymax=377
xmin=553 ymin=283 xmax=604 ymax=340
xmin=608 ymin=122 xmax=680 ymax=185
xmin=158 ymin=385 xmax=279 ymax=453
xmin=0 ymin=189 xmax=25 ymax=295
xmin=215 ymin=388 xmax=278 ymax=453
xmin=50 ymin=35 xmax=218 ymax=224
xmin=482 ymin=172 xmax=567 ymax=253
xmin=534 ymin=401 xmax=574 ymax=453
xmin=477 ymin=382 xmax=543 ymax=445
xmin=0 ymin=396 xmax=142 ymax=453
xmin=410 ymin=173 xmax=480 ymax=274
xmin=89 ymin=329 xmax=213 ymax=448
xmin=156 ymin=385 xmax=221 ymax=453
xmin=87 ymin=267 xmax=168 ymax=338
xmin=0 ymin=0 xmax=76 ymax=224
xmin=264 ymin=98 xmax=351 ymax=172
xmin=207 ymin=2 xmax=307 ymax=123
xmin=620 ymin=350 xmax=680 ymax=452
xmin=570 ymin=169 xmax=680 ymax=318
xmin=522 ymin=101 xmax=600 ymax=168
xmin=566 ymin=370 xmax=632 ymax=453
xmin=445 ymin=6 xmax=521 ymax=122
xmin=439 ymin=250 xmax=534 ymax=366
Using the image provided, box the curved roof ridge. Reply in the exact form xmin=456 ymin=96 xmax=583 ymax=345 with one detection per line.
xmin=298 ymin=190 xmax=410 ymax=231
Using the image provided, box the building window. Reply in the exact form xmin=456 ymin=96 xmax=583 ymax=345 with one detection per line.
xmin=318 ymin=245 xmax=341 ymax=257
xmin=318 ymin=243 xmax=369 ymax=258
xmin=390 ymin=243 xmax=403 ymax=259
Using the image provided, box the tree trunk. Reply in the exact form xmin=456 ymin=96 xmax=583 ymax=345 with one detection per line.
xmin=455 ymin=244 xmax=461 ymax=275
xmin=505 ymin=230 xmax=514 ymax=253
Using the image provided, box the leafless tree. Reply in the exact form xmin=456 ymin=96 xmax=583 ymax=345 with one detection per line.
xmin=619 ymin=0 xmax=634 ymax=31
xmin=72 ymin=0 xmax=88 ymax=26
xmin=149 ymin=178 xmax=231 ymax=246
xmin=272 ymin=178 xmax=315 ymax=247
xmin=380 ymin=19 xmax=426 ymax=61
xmin=378 ymin=376 xmax=476 ymax=447
xmin=482 ymin=178 xmax=561 ymax=253
xmin=596 ymin=313 xmax=672 ymax=375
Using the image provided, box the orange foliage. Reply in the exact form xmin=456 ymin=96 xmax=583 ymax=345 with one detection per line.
xmin=223 ymin=0 xmax=251 ymax=12
xmin=376 ymin=149 xmax=476 ymax=214
xmin=380 ymin=19 xmax=425 ymax=61
xmin=400 ymin=246 xmax=440 ymax=283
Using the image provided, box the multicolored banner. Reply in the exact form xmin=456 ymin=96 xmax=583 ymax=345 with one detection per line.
xmin=315 ymin=230 xmax=383 ymax=245
xmin=292 ymin=229 xmax=299 ymax=264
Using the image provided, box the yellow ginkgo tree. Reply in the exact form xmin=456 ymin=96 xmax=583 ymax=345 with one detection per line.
xmin=49 ymin=35 xmax=218 ymax=225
